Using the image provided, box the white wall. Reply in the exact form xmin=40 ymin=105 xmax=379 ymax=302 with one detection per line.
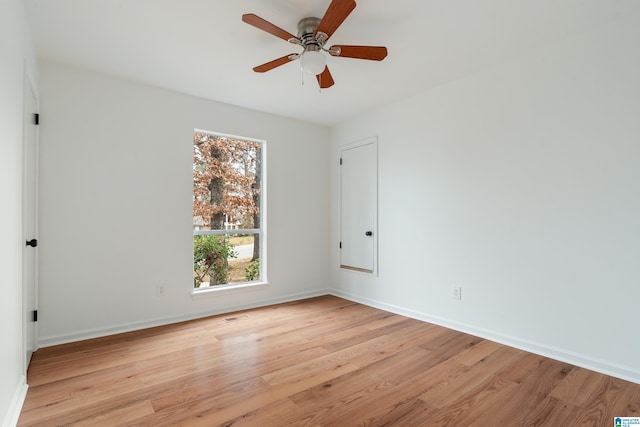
xmin=38 ymin=61 xmax=330 ymax=345
xmin=330 ymin=11 xmax=640 ymax=383
xmin=0 ymin=1 xmax=38 ymax=425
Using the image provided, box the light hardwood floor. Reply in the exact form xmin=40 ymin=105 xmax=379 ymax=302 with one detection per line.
xmin=19 ymin=296 xmax=640 ymax=426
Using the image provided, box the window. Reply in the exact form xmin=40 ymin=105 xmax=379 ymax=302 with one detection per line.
xmin=193 ymin=130 xmax=265 ymax=290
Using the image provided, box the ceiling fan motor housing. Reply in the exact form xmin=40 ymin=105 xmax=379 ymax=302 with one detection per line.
xmin=297 ymin=17 xmax=324 ymax=51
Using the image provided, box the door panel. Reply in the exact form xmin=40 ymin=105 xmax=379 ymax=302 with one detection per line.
xmin=340 ymin=140 xmax=377 ymax=273
xmin=23 ymin=74 xmax=38 ymax=367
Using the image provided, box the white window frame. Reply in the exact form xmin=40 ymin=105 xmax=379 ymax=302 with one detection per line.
xmin=192 ymin=129 xmax=267 ymax=296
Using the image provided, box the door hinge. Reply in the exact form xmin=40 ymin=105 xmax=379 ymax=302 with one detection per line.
xmin=339 ymin=241 xmax=342 ymax=249
xmin=33 ymin=113 xmax=39 ymax=125
xmin=32 ymin=310 xmax=38 ymax=322
xmin=339 ymin=158 xmax=342 ymax=165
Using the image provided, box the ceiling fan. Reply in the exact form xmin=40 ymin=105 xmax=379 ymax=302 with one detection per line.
xmin=242 ymin=0 xmax=388 ymax=89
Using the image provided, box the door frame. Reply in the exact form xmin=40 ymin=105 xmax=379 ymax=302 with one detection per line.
xmin=22 ymin=65 xmax=39 ymax=371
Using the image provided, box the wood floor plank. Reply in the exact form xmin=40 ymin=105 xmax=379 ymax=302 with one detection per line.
xmin=419 ymin=345 xmax=523 ymax=409
xmin=363 ymin=311 xmax=408 ymax=331
xmin=451 ymin=339 xmax=503 ymax=367
xmin=289 ymin=346 xmax=431 ymax=410
xmin=150 ymin=362 xmax=361 ymax=426
xmin=518 ymin=396 xmax=581 ymax=427
xmin=494 ymin=351 xmax=546 ymax=384
xmin=216 ymin=398 xmax=306 ymax=427
xmin=320 ymin=316 xmax=432 ymax=353
xmin=302 ymin=355 xmax=468 ymax=426
xmin=27 ymin=326 xmax=218 ymax=387
xmin=358 ymin=397 xmax=437 ymax=427
xmin=551 ymin=366 xmax=611 ymax=406
xmin=22 ymin=328 xmax=305 ymax=419
xmin=18 ymin=295 xmax=640 ymax=426
xmin=289 ymin=346 xmax=469 ymax=426
xmin=68 ymin=400 xmax=156 ymax=427
xmin=470 ymin=357 xmax=576 ymax=426
xmin=428 ymin=375 xmax=519 ymax=426
xmin=569 ymin=377 xmax=640 ymax=426
xmin=417 ymin=332 xmax=484 ymax=369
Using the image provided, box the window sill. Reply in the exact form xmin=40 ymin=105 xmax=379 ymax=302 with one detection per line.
xmin=191 ymin=281 xmax=269 ymax=298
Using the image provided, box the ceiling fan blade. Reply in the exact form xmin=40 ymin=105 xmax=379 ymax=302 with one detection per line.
xmin=316 ymin=66 xmax=335 ymax=89
xmin=329 ymin=45 xmax=388 ymax=61
xmin=315 ymin=0 xmax=356 ymax=42
xmin=242 ymin=13 xmax=298 ymax=43
xmin=253 ymin=54 xmax=298 ymax=73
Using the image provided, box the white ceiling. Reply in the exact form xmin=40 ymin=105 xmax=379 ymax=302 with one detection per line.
xmin=24 ymin=0 xmax=640 ymax=126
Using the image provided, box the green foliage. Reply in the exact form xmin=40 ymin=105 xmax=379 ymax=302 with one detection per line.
xmin=193 ymin=235 xmax=237 ymax=287
xmin=245 ymin=259 xmax=260 ymax=281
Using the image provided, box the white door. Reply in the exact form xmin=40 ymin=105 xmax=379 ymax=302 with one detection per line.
xmin=340 ymin=139 xmax=377 ymax=273
xmin=23 ymin=74 xmax=38 ymax=367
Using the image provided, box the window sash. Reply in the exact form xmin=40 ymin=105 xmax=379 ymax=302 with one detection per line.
xmin=193 ymin=229 xmax=261 ymax=236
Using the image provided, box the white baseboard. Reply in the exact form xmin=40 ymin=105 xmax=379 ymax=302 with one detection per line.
xmin=38 ymin=288 xmax=329 ymax=348
xmin=2 ymin=375 xmax=27 ymax=427
xmin=329 ymin=288 xmax=640 ymax=385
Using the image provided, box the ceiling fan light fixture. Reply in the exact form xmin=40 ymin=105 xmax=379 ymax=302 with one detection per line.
xmin=301 ymin=49 xmax=326 ymax=75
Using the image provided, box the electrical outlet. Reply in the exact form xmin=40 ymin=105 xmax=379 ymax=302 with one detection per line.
xmin=156 ymin=285 xmax=166 ymax=297
xmin=452 ymin=286 xmax=462 ymax=300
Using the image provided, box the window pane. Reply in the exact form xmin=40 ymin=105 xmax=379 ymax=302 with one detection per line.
xmin=228 ymin=233 xmax=260 ymax=283
xmin=193 ymin=233 xmax=260 ymax=288
xmin=193 ymin=133 xmax=261 ymax=231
